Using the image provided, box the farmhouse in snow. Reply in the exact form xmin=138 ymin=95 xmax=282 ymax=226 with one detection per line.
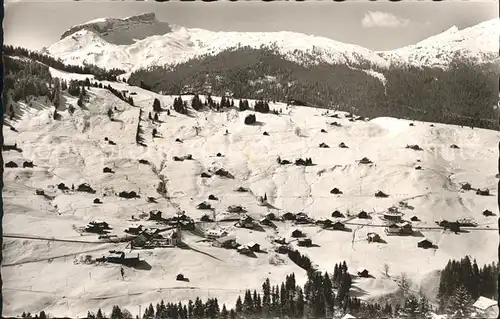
xmin=473 ymin=296 xmax=499 ymax=318
xmin=385 ymin=222 xmax=413 ymax=235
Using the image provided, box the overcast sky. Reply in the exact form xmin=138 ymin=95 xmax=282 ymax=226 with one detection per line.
xmin=4 ymin=0 xmax=498 ymax=51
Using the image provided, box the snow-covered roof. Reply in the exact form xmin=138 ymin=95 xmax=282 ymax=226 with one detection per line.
xmin=247 ymin=241 xmax=259 ymax=247
xmin=396 ymin=221 xmax=411 ymax=227
xmin=342 ymin=314 xmax=356 ymax=319
xmin=474 ymin=296 xmax=498 ymax=311
xmin=429 ymin=313 xmax=447 ymax=319
xmin=384 ymin=211 xmax=403 ymax=216
xmin=215 ymin=235 xmax=236 ymax=243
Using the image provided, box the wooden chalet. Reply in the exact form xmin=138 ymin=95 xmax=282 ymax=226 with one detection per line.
xmin=473 ymin=296 xmax=499 ymax=318
xmin=238 ymin=215 xmax=255 ymax=228
xmin=357 ymin=211 xmax=369 ymax=219
xmin=297 ymin=238 xmax=312 ymax=247
xmin=275 ymin=245 xmax=289 ymax=254
xmin=106 ymin=251 xmax=141 ymax=266
xmin=385 ymin=222 xmax=412 ymax=235
xmin=357 ymin=268 xmax=370 ymax=278
xmin=417 ymin=239 xmax=434 ymax=249
xmin=237 ymin=245 xmax=252 ymax=255
xmin=282 ymin=212 xmax=296 ymax=221
xmin=291 ymin=229 xmax=305 ymax=238
xmin=213 ymin=235 xmax=238 ymax=249
xmin=124 ymin=225 xmax=143 ymax=235
xmin=247 ymin=242 xmax=260 ymax=252
xmin=295 ymin=212 xmax=310 ymax=224
xmin=332 ymin=221 xmax=346 ymax=230
xmin=331 ymin=210 xmax=344 ymax=218
xmin=206 ymin=228 xmax=228 ymax=239
xmin=260 ymin=217 xmax=276 ymax=228
xmin=367 ymin=232 xmax=381 ymax=243
xmin=149 ymin=210 xmax=163 ymax=221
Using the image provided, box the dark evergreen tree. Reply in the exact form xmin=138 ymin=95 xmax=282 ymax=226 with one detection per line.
xmin=446 ymin=285 xmax=473 ymax=318
xmin=221 ymin=304 xmax=229 ymax=319
xmin=152 ymin=98 xmax=161 ymax=113
xmin=244 ymin=114 xmax=256 ymax=125
xmin=235 ymin=296 xmax=243 ymax=314
xmin=96 ymin=309 xmax=104 ymax=319
xmin=111 ymin=305 xmax=123 ymax=319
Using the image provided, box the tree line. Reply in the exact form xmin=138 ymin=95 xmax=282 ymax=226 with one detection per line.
xmin=17 ymin=255 xmax=497 ymax=318
xmin=4 ymin=45 xmax=126 ymax=81
xmin=128 ymin=46 xmax=499 ymax=130
xmin=438 ymin=256 xmax=498 ymax=314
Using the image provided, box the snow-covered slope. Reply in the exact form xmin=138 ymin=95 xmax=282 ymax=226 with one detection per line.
xmin=2 ymin=71 xmax=498 ymax=317
xmin=45 ymin=14 xmax=499 ymax=73
xmin=46 ymin=13 xmax=390 ymax=72
xmin=378 ymin=19 xmax=500 ymax=67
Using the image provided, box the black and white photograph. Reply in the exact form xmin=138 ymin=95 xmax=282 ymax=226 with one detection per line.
xmin=2 ymin=0 xmax=499 ymax=318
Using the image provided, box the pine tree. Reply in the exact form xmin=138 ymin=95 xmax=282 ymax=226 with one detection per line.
xmin=153 ymin=98 xmax=161 ymax=113
xmin=446 ymin=285 xmax=473 ymax=318
xmin=111 ymin=305 xmax=123 ymax=319
xmin=399 ymin=295 xmax=420 ymax=318
xmin=96 ymin=309 xmax=104 ymax=319
xmin=221 ymin=304 xmax=229 ymax=319
xmin=235 ymin=296 xmax=243 ymax=314
xmin=296 ymin=287 xmax=305 ymax=318
xmin=38 ymin=311 xmax=47 ymax=319
xmin=323 ymin=271 xmax=335 ymax=316
xmin=188 ymin=300 xmax=194 ymax=318
xmin=263 ymin=278 xmax=271 ymax=316
xmin=143 ymin=303 xmax=155 ymax=319
xmin=418 ymin=295 xmax=431 ymax=319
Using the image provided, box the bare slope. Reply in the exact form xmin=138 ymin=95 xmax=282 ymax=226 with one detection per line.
xmin=2 ymin=77 xmax=498 ymax=317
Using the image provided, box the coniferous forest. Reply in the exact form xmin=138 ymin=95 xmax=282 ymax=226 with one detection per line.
xmin=128 ymin=46 xmax=499 ymax=130
xmin=3 ymin=45 xmax=126 ymax=81
xmin=16 ymin=256 xmax=497 ymax=319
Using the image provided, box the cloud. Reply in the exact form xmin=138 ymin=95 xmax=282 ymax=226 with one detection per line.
xmin=361 ymin=11 xmax=410 ymax=28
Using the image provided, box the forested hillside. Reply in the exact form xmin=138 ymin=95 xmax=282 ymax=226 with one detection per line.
xmin=3 ymin=45 xmax=126 ymax=81
xmin=129 ymin=47 xmax=499 ymax=129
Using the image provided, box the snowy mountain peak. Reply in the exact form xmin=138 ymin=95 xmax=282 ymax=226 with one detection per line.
xmin=378 ymin=18 xmax=499 ymax=67
xmin=48 ymin=15 xmax=499 ymax=72
xmin=60 ymin=12 xmax=172 ymax=45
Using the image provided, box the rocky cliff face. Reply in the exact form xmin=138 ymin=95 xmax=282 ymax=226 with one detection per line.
xmin=60 ymin=13 xmax=172 ymax=45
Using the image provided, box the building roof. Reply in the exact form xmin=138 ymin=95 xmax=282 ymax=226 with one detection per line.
xmin=419 ymin=239 xmax=433 ymax=244
xmin=91 ymin=219 xmax=107 ymax=224
xmin=429 ymin=313 xmax=447 ymax=319
xmin=396 ymin=222 xmax=411 ymax=227
xmin=474 ymin=296 xmax=498 ymax=311
xmin=247 ymin=241 xmax=259 ymax=247
xmin=342 ymin=314 xmax=356 ymax=319
xmin=215 ymin=235 xmax=236 ymax=243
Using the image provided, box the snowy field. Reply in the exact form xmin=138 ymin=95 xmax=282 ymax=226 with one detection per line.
xmin=2 ymin=77 xmax=498 ymax=317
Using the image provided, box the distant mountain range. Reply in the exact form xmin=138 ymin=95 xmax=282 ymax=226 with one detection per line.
xmin=44 ymin=13 xmax=499 ymax=73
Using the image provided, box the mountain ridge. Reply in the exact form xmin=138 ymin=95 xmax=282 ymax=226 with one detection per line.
xmin=45 ymin=13 xmax=499 ymax=73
